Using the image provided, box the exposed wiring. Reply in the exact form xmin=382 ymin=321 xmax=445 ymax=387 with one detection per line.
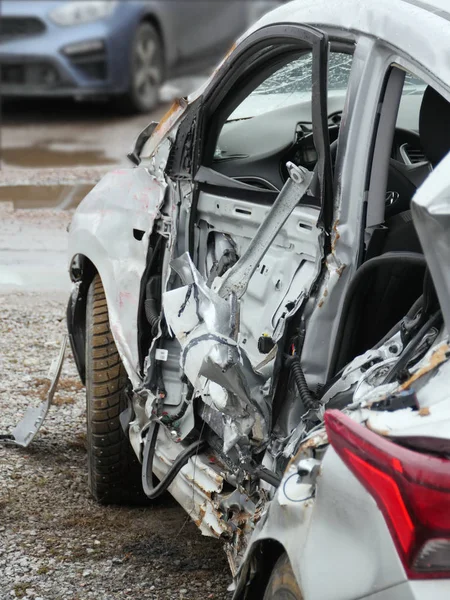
xmin=141 ymin=421 xmax=207 ymax=500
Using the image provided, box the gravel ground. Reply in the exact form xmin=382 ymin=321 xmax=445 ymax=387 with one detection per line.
xmin=0 ymin=292 xmax=232 ymax=599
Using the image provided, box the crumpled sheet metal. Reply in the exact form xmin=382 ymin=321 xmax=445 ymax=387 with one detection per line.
xmin=363 ymin=339 xmax=450 ymax=438
xmin=164 ymin=252 xmax=235 ymax=383
xmin=163 ymin=253 xmax=270 ymax=449
xmin=151 ymin=427 xmax=228 ymax=538
xmin=366 ymin=400 xmax=450 ymax=441
xmin=1 ymin=336 xmax=67 ymax=447
xmin=151 ymin=425 xmax=258 ymax=552
xmin=68 ymin=164 xmax=168 ymax=389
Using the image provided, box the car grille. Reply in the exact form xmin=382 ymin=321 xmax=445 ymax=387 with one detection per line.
xmin=0 ymin=17 xmax=46 ymax=41
xmin=0 ymin=62 xmax=60 ymax=87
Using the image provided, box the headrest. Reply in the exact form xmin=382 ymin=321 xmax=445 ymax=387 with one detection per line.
xmin=419 ymin=86 xmax=450 ymax=167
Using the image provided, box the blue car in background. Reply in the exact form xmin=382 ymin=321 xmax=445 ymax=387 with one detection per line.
xmin=0 ymin=0 xmax=279 ymax=112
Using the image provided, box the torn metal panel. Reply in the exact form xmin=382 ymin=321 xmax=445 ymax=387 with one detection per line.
xmin=1 ymin=336 xmax=67 ymax=447
xmin=353 ymin=338 xmax=450 ymax=410
xmin=140 ymin=98 xmax=188 ymax=161
xmin=164 ymin=252 xmax=236 ymax=382
xmin=319 ymin=331 xmax=404 ymax=411
xmin=151 ymin=427 xmax=227 ymax=538
xmin=283 ymin=425 xmax=328 ymax=462
xmin=365 ymin=341 xmax=450 ymax=440
xmin=150 ymin=424 xmax=259 ymax=560
xmin=366 ymin=400 xmax=450 ymax=442
xmin=127 ymin=121 xmax=159 ymax=166
xmin=163 ymin=252 xmax=271 ymax=451
xmin=200 ymin=345 xmax=270 ymax=451
xmin=213 ymin=163 xmax=313 ymax=300
xmin=195 ymin=188 xmax=321 ymax=370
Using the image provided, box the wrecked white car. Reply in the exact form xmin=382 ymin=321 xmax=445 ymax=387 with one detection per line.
xmin=64 ymin=0 xmax=450 ymax=597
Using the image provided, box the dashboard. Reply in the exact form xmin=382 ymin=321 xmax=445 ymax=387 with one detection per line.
xmin=212 ymin=90 xmax=426 ymax=192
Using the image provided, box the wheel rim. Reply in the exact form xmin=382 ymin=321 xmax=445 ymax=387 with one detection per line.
xmin=133 ymin=32 xmax=161 ymax=107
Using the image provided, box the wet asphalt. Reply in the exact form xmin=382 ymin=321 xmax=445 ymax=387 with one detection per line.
xmin=0 ymin=97 xmax=167 ymax=208
xmin=0 ymin=75 xmax=209 ymax=285
xmin=0 ymin=94 xmax=174 ymax=292
xmin=0 ymin=75 xmax=207 ymax=208
xmin=0 ymin=78 xmax=203 ymax=291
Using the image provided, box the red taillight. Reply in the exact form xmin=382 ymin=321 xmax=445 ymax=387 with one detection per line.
xmin=324 ymin=409 xmax=450 ymax=579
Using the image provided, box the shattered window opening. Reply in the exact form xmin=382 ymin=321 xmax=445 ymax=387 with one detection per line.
xmin=226 ymin=52 xmax=353 ymax=122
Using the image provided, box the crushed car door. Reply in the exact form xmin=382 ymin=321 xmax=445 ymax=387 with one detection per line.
xmin=162 ymin=24 xmax=333 ymax=444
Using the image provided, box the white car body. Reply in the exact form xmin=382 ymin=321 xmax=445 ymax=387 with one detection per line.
xmin=67 ymin=0 xmax=450 ymax=597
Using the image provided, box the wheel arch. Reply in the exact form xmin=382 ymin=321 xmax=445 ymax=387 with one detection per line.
xmin=233 ymin=539 xmax=286 ymax=600
xmin=67 ymin=254 xmax=98 ymax=385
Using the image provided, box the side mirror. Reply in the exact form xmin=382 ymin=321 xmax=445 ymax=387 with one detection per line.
xmin=127 ymin=121 xmax=159 ymax=166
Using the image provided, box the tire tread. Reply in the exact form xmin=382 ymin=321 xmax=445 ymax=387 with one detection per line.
xmin=86 ymin=274 xmax=147 ymax=505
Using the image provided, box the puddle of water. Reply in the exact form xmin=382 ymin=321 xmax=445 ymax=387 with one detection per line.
xmin=0 ymin=184 xmax=93 ymax=209
xmin=2 ymin=146 xmax=116 ymax=169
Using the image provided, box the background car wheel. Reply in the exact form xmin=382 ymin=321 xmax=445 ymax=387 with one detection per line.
xmin=263 ymin=553 xmax=304 ymax=600
xmin=119 ymin=22 xmax=164 ymax=113
xmin=85 ymin=274 xmax=148 ymax=505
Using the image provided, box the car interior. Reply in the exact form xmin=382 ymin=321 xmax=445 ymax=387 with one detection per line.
xmin=331 ymin=78 xmax=450 ymax=375
xmin=199 ymin=49 xmax=449 ymax=377
xmin=209 ymin=50 xmax=349 ymax=192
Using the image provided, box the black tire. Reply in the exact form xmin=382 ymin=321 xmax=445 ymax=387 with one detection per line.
xmin=118 ymin=22 xmax=164 ymax=113
xmin=263 ymin=553 xmax=304 ymax=600
xmin=85 ymin=274 xmax=147 ymax=505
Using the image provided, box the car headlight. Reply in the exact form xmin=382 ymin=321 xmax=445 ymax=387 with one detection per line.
xmin=49 ymin=0 xmax=118 ymax=27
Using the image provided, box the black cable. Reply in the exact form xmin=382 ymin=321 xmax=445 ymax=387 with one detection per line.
xmin=142 ymin=422 xmax=207 ymax=500
xmin=290 ymin=359 xmax=316 ymax=411
xmin=286 ymin=318 xmax=316 ymax=411
xmin=254 ymin=465 xmax=282 ymax=488
xmin=144 ymin=275 xmax=162 ymax=336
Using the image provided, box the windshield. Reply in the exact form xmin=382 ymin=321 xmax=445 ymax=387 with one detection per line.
xmin=227 ymin=52 xmax=353 ymax=121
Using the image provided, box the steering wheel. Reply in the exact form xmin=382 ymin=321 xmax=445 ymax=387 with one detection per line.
xmin=328 ymin=110 xmax=343 ymax=127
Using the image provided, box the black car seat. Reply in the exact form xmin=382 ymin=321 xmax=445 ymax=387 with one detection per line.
xmin=386 ymin=85 xmax=450 ymax=216
xmin=331 ymin=86 xmax=450 ymax=370
xmin=419 ymin=85 xmax=450 ymax=167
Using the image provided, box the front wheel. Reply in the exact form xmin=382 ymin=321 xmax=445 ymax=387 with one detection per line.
xmin=263 ymin=553 xmax=304 ymax=600
xmin=85 ymin=274 xmax=147 ymax=505
xmin=118 ymin=22 xmax=164 ymax=113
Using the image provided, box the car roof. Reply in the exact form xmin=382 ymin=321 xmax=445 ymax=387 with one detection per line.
xmin=247 ymin=0 xmax=450 ymax=95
